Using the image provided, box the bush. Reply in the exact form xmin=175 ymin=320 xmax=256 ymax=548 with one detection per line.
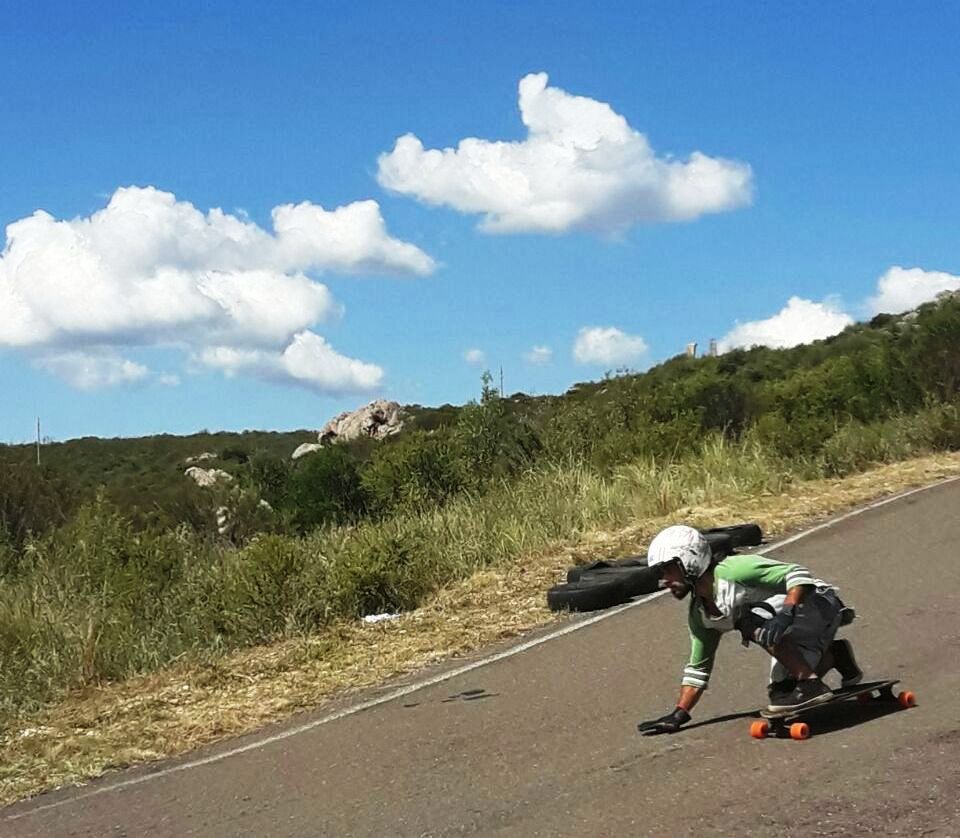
xmin=219 ymin=535 xmax=308 ymax=638
xmin=912 ymin=400 xmax=960 ymax=450
xmin=361 ymin=431 xmax=466 ymax=516
xmin=819 ymin=422 xmax=914 ymax=477
xmin=249 ymin=452 xmax=292 ymax=509
xmin=286 ymin=446 xmax=367 ymax=532
xmin=0 ymin=464 xmax=75 ymax=549
xmin=453 ymin=377 xmax=541 ymax=486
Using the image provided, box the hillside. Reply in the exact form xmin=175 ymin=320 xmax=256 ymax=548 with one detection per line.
xmin=2 ymin=294 xmax=959 ymax=538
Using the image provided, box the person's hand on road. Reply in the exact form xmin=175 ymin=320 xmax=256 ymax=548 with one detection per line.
xmin=637 ymin=707 xmax=691 ymax=735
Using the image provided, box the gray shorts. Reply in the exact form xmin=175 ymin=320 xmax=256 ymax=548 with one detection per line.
xmin=741 ymin=587 xmax=844 ymax=684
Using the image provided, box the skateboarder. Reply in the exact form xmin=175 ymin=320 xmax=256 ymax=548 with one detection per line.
xmin=637 ymin=524 xmax=863 ymax=735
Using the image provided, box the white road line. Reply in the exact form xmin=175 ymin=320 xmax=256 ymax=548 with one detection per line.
xmin=7 ymin=473 xmax=959 ymax=822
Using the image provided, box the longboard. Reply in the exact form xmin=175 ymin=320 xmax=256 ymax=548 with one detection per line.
xmin=749 ymin=679 xmax=916 ymax=740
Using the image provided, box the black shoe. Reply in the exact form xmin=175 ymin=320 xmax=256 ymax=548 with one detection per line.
xmin=767 ymin=678 xmax=797 ymax=705
xmin=831 ymin=639 xmax=863 ymax=688
xmin=766 ymin=678 xmax=833 ymax=712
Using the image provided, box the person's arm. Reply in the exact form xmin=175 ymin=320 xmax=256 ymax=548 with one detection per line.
xmin=718 ymin=554 xmax=817 ymax=592
xmin=751 ymin=582 xmax=814 ymax=648
xmin=719 ymin=554 xmax=818 ymax=645
xmin=676 ymin=684 xmax=704 ymax=713
xmin=638 ymin=606 xmax=719 ymax=735
xmin=680 ymin=600 xmax=721 ymax=692
xmin=783 ymin=583 xmax=812 ymax=607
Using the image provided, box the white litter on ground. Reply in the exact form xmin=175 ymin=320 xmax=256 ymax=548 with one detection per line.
xmin=362 ymin=613 xmax=402 ymax=624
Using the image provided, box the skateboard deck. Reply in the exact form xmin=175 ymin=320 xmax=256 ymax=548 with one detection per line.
xmin=750 ymin=679 xmax=916 ymax=740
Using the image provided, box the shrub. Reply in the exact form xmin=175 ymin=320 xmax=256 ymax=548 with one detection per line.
xmin=248 ymin=452 xmax=292 ymax=509
xmin=0 ymin=464 xmax=75 ymax=549
xmin=286 ymin=446 xmax=368 ymax=532
xmin=361 ymin=431 xmax=466 ymax=516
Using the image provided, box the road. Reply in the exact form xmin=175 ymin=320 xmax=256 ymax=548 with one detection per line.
xmin=5 ymin=479 xmax=960 ymax=837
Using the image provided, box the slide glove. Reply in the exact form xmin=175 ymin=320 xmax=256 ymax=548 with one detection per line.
xmin=754 ymin=604 xmax=796 ymax=648
xmin=637 ymin=707 xmax=691 ymax=735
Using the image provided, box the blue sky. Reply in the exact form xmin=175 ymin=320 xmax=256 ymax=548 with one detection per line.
xmin=2 ymin=1 xmax=959 ymax=442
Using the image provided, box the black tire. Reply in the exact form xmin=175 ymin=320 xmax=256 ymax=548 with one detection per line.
xmin=578 ymin=565 xmax=661 ymax=598
xmin=702 ymin=531 xmax=734 ymax=559
xmin=614 ymin=554 xmax=648 ymax=567
xmin=546 ymin=578 xmax=631 ymax=612
xmin=566 ymin=556 xmax=647 ymax=583
xmin=701 ymin=523 xmax=763 ymax=548
xmin=567 ymin=559 xmax=613 ymax=583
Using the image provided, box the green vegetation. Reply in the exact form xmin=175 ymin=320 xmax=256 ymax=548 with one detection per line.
xmin=1 ymin=294 xmax=959 ymax=726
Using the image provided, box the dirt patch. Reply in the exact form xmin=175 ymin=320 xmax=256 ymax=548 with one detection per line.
xmin=2 ymin=452 xmax=959 ymax=807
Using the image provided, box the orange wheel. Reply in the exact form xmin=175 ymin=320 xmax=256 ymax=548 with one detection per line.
xmin=898 ymin=690 xmax=916 ymax=708
xmin=789 ymin=722 xmax=810 ymax=740
xmin=750 ymin=720 xmax=770 ymax=739
xmin=856 ymin=692 xmax=872 ymax=706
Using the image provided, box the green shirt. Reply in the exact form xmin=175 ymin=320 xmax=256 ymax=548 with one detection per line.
xmin=682 ymin=554 xmax=821 ymax=689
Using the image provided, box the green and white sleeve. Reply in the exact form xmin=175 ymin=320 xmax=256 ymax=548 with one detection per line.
xmin=715 ymin=554 xmax=817 ymax=591
xmin=683 ymin=604 xmax=722 ymax=689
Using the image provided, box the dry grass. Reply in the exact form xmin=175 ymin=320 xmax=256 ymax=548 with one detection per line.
xmin=3 ymin=451 xmax=959 ymax=806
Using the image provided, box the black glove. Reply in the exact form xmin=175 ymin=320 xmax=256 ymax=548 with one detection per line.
xmin=754 ymin=604 xmax=795 ymax=647
xmin=637 ymin=707 xmax=691 ymax=735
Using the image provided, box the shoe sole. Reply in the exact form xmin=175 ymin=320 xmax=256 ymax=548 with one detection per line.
xmin=766 ymin=689 xmax=835 ymax=714
xmin=840 ymin=672 xmax=864 ymax=688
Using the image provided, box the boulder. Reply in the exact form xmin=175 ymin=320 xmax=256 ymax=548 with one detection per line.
xmin=292 ymin=442 xmax=324 ymax=460
xmin=317 ymin=399 xmax=404 ymax=445
xmin=185 ymin=467 xmax=233 ymax=488
xmin=185 ymin=451 xmax=217 ymax=464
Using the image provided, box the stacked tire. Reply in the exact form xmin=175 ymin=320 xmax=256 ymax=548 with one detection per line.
xmin=546 ymin=523 xmax=763 ymax=613
xmin=700 ymin=523 xmax=763 ymax=559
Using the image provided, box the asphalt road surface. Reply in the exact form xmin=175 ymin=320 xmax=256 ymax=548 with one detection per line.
xmin=5 ymin=479 xmax=960 ymax=837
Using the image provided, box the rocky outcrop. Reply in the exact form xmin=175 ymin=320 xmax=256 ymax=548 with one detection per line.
xmin=317 ymin=400 xmax=405 ymax=445
xmin=184 ymin=452 xmax=217 ymax=464
xmin=288 ymin=400 xmax=406 ymax=459
xmin=185 ymin=467 xmax=233 ymax=487
xmin=292 ymin=443 xmax=324 ymax=460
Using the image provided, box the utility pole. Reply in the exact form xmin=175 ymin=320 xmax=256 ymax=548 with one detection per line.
xmin=499 ymin=365 xmax=504 ymax=397
xmin=36 ymin=417 xmax=41 ymax=466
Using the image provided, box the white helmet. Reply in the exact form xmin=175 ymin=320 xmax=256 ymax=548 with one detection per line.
xmin=647 ymin=525 xmax=712 ymax=581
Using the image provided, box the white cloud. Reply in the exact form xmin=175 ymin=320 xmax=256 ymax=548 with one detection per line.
xmin=463 ymin=348 xmax=486 ymax=365
xmin=377 ymin=72 xmax=752 ymax=235
xmin=0 ymin=186 xmax=431 ymax=391
xmin=33 ymin=350 xmax=149 ymax=391
xmin=866 ymin=266 xmax=960 ymax=315
xmin=199 ymin=330 xmax=383 ymax=393
xmin=158 ymin=373 xmax=180 ymax=386
xmin=269 ymin=200 xmax=435 ymax=277
xmin=573 ymin=327 xmax=648 ymax=365
xmin=524 ymin=345 xmax=552 ymax=365
xmin=719 ymin=296 xmax=853 ymax=352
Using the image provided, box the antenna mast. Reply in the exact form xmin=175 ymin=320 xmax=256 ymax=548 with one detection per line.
xmin=36 ymin=417 xmax=41 ymax=466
